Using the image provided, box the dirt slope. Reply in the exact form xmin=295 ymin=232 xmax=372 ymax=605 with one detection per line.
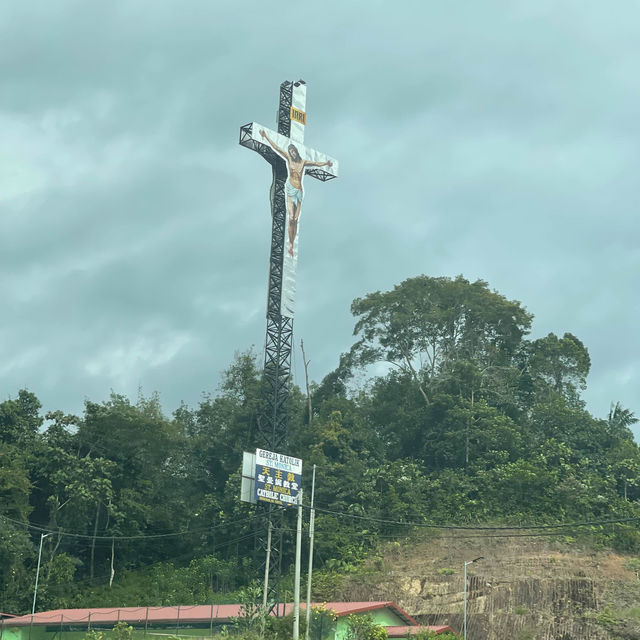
xmin=335 ymin=535 xmax=640 ymax=639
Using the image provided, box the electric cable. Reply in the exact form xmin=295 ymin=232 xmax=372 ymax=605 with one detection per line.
xmin=33 ymin=530 xmax=263 ymax=595
xmin=307 ymin=504 xmax=640 ymax=531
xmin=0 ymin=511 xmax=266 ymax=541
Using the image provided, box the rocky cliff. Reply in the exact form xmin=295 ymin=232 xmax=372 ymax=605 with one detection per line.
xmin=336 ymin=535 xmax=640 ymax=639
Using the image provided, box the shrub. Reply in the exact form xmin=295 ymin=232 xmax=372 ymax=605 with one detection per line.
xmin=345 ymin=614 xmax=388 ymax=640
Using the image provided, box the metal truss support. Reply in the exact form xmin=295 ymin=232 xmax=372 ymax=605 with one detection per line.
xmin=260 ymin=80 xmax=293 ymax=450
xmin=240 ymin=80 xmax=295 ymax=613
xmin=239 ymin=81 xmax=294 ymax=450
xmin=239 ymin=79 xmax=336 ymax=615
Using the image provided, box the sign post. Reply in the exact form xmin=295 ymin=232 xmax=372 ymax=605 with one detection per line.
xmin=293 ymin=489 xmax=303 ymax=640
xmin=305 ymin=464 xmax=317 ymax=640
xmin=243 ymin=448 xmax=304 ymax=612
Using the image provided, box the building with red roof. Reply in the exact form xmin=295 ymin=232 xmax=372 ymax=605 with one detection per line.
xmin=0 ymin=602 xmax=456 ymax=639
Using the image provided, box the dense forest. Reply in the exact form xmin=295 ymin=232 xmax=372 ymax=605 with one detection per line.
xmin=1 ymin=275 xmax=639 ymax=614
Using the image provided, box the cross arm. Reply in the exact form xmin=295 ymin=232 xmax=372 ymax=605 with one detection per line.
xmin=239 ymin=123 xmax=282 ymax=166
xmin=239 ymin=123 xmax=339 ymax=182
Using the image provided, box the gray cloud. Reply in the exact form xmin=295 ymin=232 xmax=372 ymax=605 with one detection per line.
xmin=1 ymin=1 xmax=639 ymax=438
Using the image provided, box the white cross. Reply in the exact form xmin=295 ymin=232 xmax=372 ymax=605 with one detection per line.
xmin=240 ymin=82 xmax=338 ymax=317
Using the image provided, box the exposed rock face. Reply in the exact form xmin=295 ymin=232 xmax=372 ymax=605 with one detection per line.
xmin=337 ymin=537 xmax=640 ymax=640
xmin=413 ymin=577 xmax=607 ymax=640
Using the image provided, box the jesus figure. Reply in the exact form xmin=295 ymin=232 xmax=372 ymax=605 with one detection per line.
xmin=259 ymin=129 xmax=333 ymax=257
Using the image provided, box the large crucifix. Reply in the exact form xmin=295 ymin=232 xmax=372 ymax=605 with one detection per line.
xmin=240 ymin=80 xmax=338 ymax=451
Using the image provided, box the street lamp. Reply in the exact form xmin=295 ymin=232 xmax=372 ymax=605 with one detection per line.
xmin=32 ymin=532 xmax=51 ymax=614
xmin=463 ymin=556 xmax=483 ymax=640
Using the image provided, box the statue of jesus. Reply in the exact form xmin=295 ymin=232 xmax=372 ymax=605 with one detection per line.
xmin=260 ymin=129 xmax=333 ymax=257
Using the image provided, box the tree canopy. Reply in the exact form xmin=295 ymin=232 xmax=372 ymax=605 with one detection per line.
xmin=1 ymin=274 xmax=638 ymax=613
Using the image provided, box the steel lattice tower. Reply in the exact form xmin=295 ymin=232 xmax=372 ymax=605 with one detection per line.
xmin=239 ymin=79 xmax=337 ymax=611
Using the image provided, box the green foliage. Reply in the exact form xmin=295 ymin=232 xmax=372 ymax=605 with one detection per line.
xmin=0 ymin=390 xmax=43 ymax=445
xmin=344 ymin=614 xmax=388 ymax=640
xmin=0 ymin=442 xmax=33 ymax=612
xmin=112 ymin=622 xmax=133 ymax=640
xmin=611 ymin=524 xmax=640 ymax=554
xmin=233 ymin=582 xmax=269 ymax=634
xmin=309 ymin=569 xmax=347 ymax=601
xmin=594 ymin=604 xmax=619 ymax=628
xmin=82 ymin=623 xmax=132 ymax=640
xmin=414 ymin=632 xmax=458 ymax=640
xmin=624 ymin=557 xmax=640 ymax=576
xmin=625 ymin=607 xmax=640 ymax=621
xmin=0 ymin=443 xmax=31 ymax=520
xmin=349 ymin=275 xmax=532 ymax=406
xmin=526 ymin=332 xmax=590 ymax=404
xmin=1 ymin=274 xmax=640 ymax=614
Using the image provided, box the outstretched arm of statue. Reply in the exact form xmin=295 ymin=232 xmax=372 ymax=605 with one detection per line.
xmin=304 ymin=159 xmax=333 ymax=168
xmin=259 ymin=129 xmax=287 ymax=160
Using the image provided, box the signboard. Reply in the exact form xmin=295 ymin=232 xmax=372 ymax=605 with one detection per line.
xmin=254 ymin=448 xmax=302 ymax=507
xmin=241 ymin=451 xmax=256 ymax=504
xmin=290 ymin=106 xmax=306 ymax=125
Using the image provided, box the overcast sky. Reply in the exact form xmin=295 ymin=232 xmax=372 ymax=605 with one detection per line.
xmin=2 ymin=2 xmax=638 ymax=438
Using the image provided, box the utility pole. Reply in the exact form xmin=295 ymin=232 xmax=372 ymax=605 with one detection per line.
xmin=305 ymin=465 xmax=317 ymax=640
xmin=293 ymin=490 xmax=303 ymax=640
xmin=463 ymin=556 xmax=483 ymax=640
xmin=32 ymin=533 xmax=51 ymax=614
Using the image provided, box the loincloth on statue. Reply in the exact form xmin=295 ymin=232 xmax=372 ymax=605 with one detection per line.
xmin=285 ymin=181 xmax=304 ymax=206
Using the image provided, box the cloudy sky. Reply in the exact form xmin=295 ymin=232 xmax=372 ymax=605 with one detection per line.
xmin=2 ymin=2 xmax=638 ymax=438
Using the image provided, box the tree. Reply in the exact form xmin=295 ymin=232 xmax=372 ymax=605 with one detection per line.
xmin=607 ymin=401 xmax=638 ymax=439
xmin=437 ymin=398 xmax=524 ymax=469
xmin=606 ymin=438 xmax=640 ymax=501
xmin=75 ymin=392 xmax=191 ymax=573
xmin=344 ymin=614 xmax=388 ymax=640
xmin=0 ymin=442 xmax=33 ymax=612
xmin=524 ymin=332 xmax=591 ymax=405
xmin=527 ymin=396 xmax=607 ymax=456
xmin=0 ymin=389 xmax=43 ymax=445
xmin=184 ymin=350 xmax=262 ymax=494
xmin=349 ymin=275 xmax=532 ymax=405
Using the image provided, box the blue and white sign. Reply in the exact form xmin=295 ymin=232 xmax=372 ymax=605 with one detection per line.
xmin=254 ymin=448 xmax=302 ymax=507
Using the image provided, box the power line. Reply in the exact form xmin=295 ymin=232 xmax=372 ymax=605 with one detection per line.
xmin=0 ymin=511 xmax=269 ymax=541
xmin=8 ymin=501 xmax=637 ymax=544
xmin=40 ymin=531 xmax=263 ymax=595
xmin=308 ymin=504 xmax=640 ymax=531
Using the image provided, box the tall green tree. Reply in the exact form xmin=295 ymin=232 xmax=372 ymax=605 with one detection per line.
xmin=0 ymin=389 xmax=43 ymax=445
xmin=523 ymin=332 xmax=591 ymax=406
xmin=0 ymin=442 xmax=33 ymax=612
xmin=349 ymin=275 xmax=532 ymax=405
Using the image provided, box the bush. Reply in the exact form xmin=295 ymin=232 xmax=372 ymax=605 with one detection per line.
xmin=345 ymin=615 xmax=388 ymax=640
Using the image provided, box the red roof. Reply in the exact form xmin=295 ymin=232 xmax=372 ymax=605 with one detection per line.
xmin=386 ymin=625 xmax=456 ymax=636
xmin=319 ymin=602 xmax=418 ymax=625
xmin=1 ymin=602 xmax=418 ymax=628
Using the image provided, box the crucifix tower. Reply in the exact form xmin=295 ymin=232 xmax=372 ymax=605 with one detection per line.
xmin=240 ymin=80 xmax=338 ymax=452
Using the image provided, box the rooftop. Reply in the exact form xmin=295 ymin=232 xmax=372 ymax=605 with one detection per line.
xmin=2 ymin=602 xmax=415 ymax=628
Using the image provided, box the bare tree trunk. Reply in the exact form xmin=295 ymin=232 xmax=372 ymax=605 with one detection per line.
xmin=466 ymin=389 xmax=474 ymax=466
xmin=300 ymin=340 xmax=313 ymax=424
xmin=90 ymin=501 xmax=100 ymax=580
xmin=46 ymin=531 xmax=63 ymax=582
xmin=109 ymin=537 xmax=115 ymax=587
xmin=402 ymin=352 xmax=430 ymax=405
